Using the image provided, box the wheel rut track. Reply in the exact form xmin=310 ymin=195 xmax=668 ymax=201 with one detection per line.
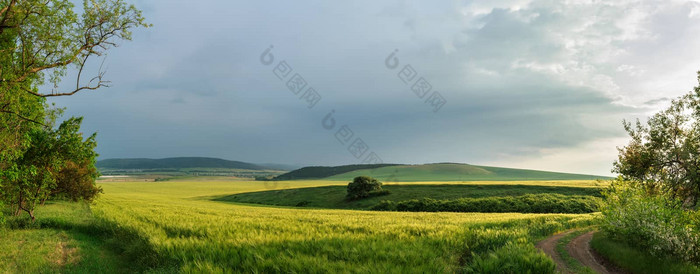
xmin=537 ymin=230 xmax=622 ymax=274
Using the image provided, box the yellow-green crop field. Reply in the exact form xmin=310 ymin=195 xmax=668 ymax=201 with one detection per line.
xmin=85 ymin=179 xmax=598 ymax=273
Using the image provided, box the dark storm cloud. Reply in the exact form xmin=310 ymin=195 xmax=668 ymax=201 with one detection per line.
xmin=47 ymin=0 xmax=700 ymax=175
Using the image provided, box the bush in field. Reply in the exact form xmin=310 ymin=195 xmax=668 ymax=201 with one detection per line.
xmin=346 ymin=176 xmax=387 ymax=200
xmin=53 ymin=161 xmax=102 ymax=202
xmin=371 ymin=194 xmax=600 ymax=213
xmin=601 ymin=179 xmax=700 ymax=263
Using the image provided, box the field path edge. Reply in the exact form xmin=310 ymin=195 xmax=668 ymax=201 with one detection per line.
xmin=566 ymin=231 xmax=623 ymax=274
xmin=535 ymin=230 xmax=575 ymax=274
xmin=538 ymin=229 xmax=624 ymax=274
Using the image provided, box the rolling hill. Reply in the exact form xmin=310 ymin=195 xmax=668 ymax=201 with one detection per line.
xmin=271 ymin=164 xmax=403 ymax=180
xmin=97 ymin=157 xmax=274 ymax=170
xmin=278 ymin=163 xmax=611 ymax=181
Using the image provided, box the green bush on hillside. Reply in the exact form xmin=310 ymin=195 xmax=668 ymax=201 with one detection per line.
xmin=346 ymin=176 xmax=389 ymax=200
xmin=372 ymin=194 xmax=600 ymax=213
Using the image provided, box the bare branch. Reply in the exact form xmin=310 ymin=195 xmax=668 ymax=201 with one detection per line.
xmin=22 ymin=80 xmax=110 ymax=97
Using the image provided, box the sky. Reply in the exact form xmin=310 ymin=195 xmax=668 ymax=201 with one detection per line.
xmin=48 ymin=0 xmax=700 ymax=176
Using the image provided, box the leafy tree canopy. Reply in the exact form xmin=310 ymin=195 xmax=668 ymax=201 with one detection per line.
xmin=614 ymin=71 xmax=700 ymax=207
xmin=0 ymin=0 xmax=147 ymax=220
xmin=346 ymin=176 xmax=384 ymax=200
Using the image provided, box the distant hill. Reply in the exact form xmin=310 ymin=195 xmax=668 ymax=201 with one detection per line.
xmin=271 ymin=164 xmax=403 ymax=180
xmin=277 ymin=163 xmax=611 ymax=181
xmin=97 ymin=157 xmax=275 ymax=170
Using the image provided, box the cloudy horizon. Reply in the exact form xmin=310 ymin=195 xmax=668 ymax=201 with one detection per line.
xmin=47 ymin=0 xmax=700 ymax=176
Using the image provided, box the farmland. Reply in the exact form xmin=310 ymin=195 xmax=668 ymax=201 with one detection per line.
xmin=2 ymin=178 xmax=598 ymax=272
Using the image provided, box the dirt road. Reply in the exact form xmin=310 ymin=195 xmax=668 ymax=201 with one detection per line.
xmin=535 ymin=230 xmax=575 ymax=273
xmin=537 ymin=230 xmax=621 ymax=274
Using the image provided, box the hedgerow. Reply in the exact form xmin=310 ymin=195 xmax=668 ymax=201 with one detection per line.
xmin=371 ymin=193 xmax=600 ymax=213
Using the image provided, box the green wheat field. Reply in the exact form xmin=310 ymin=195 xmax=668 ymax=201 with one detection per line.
xmin=1 ymin=178 xmax=600 ymax=273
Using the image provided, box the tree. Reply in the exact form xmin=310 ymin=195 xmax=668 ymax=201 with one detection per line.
xmin=614 ymin=71 xmax=700 ymax=207
xmin=0 ymin=0 xmax=147 ymax=220
xmin=3 ymin=117 xmax=98 ymax=220
xmin=0 ymin=0 xmax=148 ymax=150
xmin=346 ymin=176 xmax=384 ymax=200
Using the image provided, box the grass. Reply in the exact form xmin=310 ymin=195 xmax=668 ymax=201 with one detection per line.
xmin=216 ymin=183 xmax=602 ymax=210
xmin=0 ymin=202 xmax=149 ymax=273
xmin=590 ymin=231 xmax=700 ymax=274
xmin=324 ymin=163 xmax=611 ymax=181
xmin=2 ymin=178 xmax=600 ymax=272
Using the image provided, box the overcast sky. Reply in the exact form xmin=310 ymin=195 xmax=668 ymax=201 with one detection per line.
xmin=48 ymin=0 xmax=700 ymax=175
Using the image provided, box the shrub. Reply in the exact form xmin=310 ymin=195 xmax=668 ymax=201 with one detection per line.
xmin=600 ymin=179 xmax=700 ymax=264
xmin=0 ymin=207 xmax=4 ymax=228
xmin=346 ymin=176 xmax=384 ymax=200
xmin=295 ymin=201 xmax=309 ymax=207
xmin=53 ymin=161 xmax=103 ymax=202
xmin=371 ymin=194 xmax=601 ymax=213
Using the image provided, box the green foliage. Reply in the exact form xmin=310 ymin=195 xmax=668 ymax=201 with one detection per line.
xmin=614 ymin=71 xmax=700 ymax=206
xmin=0 ymin=0 xmax=147 ymax=219
xmin=2 ymin=117 xmax=100 ymax=219
xmin=591 ymin=231 xmax=700 ymax=274
xmin=0 ymin=201 xmax=4 ymax=227
xmin=54 ymin=161 xmax=102 ymax=202
xmin=600 ymin=179 xmax=700 ymax=264
xmin=373 ymin=194 xmax=601 ymax=213
xmin=346 ymin=176 xmax=386 ymax=200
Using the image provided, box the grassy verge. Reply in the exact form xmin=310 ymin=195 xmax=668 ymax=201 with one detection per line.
xmin=554 ymin=229 xmax=595 ymax=274
xmin=590 ymin=231 xmax=700 ymax=274
xmin=1 ymin=201 xmax=173 ymax=273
